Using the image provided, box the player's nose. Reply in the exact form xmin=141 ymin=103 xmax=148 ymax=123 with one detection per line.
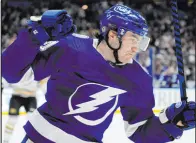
xmin=131 ymin=46 xmax=138 ymax=53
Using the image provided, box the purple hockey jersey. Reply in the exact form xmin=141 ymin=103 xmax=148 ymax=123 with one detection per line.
xmin=2 ymin=30 xmax=173 ymax=143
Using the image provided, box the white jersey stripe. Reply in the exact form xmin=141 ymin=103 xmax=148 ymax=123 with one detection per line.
xmin=124 ymin=120 xmax=147 ymax=137
xmin=29 ymin=110 xmax=97 ymax=143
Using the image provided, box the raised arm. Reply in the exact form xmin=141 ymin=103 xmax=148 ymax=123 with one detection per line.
xmin=2 ymin=29 xmax=40 ymax=83
xmin=2 ymin=10 xmax=76 ymax=83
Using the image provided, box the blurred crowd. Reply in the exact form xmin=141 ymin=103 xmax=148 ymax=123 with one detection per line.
xmin=2 ymin=0 xmax=195 ymax=88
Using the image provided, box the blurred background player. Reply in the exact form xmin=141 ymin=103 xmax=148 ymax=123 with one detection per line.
xmin=2 ymin=68 xmax=47 ymax=143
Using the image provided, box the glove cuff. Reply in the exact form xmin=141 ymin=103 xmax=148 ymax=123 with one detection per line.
xmin=162 ymin=122 xmax=183 ymax=141
xmin=159 ymin=109 xmax=183 ymax=140
xmin=30 ymin=25 xmax=50 ymax=45
xmin=159 ymin=109 xmax=169 ymax=124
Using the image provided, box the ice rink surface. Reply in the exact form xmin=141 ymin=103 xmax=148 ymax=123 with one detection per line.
xmin=2 ymin=113 xmax=195 ymax=143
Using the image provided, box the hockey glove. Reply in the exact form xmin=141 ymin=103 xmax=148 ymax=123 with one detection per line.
xmin=27 ymin=10 xmax=76 ymax=46
xmin=159 ymin=101 xmax=196 ymax=140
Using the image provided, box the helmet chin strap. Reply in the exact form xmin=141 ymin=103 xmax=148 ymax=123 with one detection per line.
xmin=105 ymin=32 xmax=122 ymax=65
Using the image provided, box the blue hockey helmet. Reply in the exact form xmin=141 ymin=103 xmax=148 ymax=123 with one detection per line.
xmin=100 ymin=4 xmax=150 ymax=51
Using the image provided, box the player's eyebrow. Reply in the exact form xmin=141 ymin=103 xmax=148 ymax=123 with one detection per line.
xmin=131 ymin=33 xmax=140 ymax=40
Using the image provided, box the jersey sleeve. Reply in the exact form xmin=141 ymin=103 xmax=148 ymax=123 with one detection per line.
xmin=121 ymin=106 xmax=174 ymax=142
xmin=2 ymin=29 xmax=55 ymax=83
xmin=2 ymin=29 xmax=40 ymax=83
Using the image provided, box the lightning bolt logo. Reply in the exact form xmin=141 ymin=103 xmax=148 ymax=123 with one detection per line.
xmin=63 ymin=83 xmax=127 ymax=126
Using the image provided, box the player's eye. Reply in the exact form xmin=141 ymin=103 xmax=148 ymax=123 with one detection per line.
xmin=130 ymin=37 xmax=140 ymax=45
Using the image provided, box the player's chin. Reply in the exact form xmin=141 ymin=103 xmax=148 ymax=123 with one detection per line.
xmin=120 ymin=56 xmax=133 ymax=63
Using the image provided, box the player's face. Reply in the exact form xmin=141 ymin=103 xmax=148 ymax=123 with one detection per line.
xmin=118 ymin=31 xmax=141 ymax=63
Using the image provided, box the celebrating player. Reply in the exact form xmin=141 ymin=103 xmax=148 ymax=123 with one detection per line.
xmin=2 ymin=4 xmax=195 ymax=143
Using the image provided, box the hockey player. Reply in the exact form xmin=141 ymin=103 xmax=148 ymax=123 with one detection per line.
xmin=2 ymin=4 xmax=195 ymax=143
xmin=2 ymin=68 xmax=37 ymax=143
